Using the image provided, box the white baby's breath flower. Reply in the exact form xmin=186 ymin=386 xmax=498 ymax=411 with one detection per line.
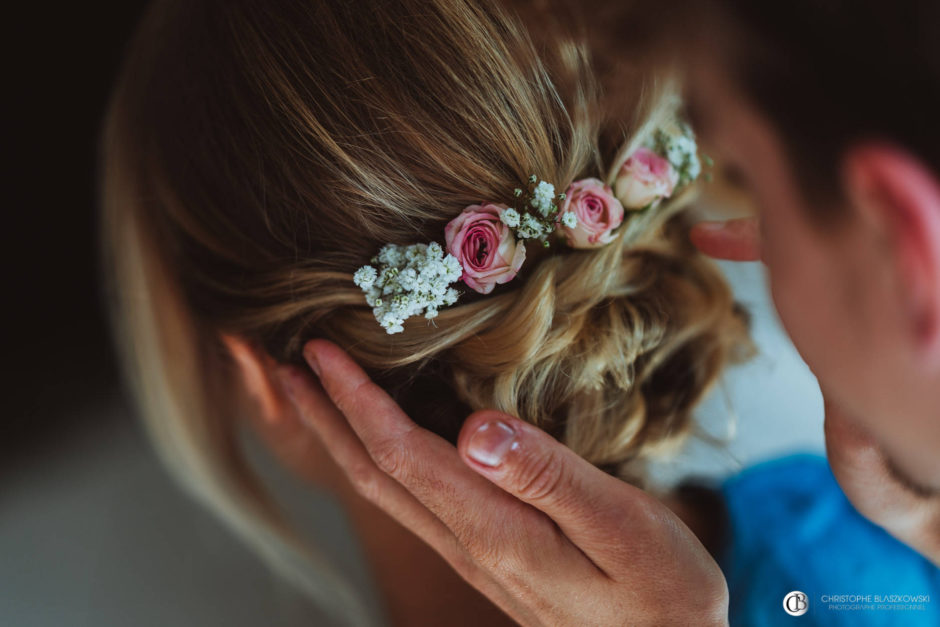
xmin=665 ymin=139 xmax=684 ymax=168
xmin=686 ymin=153 xmax=702 ymax=181
xmin=378 ymin=266 xmax=399 ymax=290
xmin=404 ymin=246 xmax=421 ymax=262
xmin=354 ymin=243 xmax=465 ymax=334
xmin=501 ymin=208 xmax=521 ymax=228
xmin=443 ymin=255 xmax=462 ymax=280
xmin=364 ymin=291 xmax=380 ymax=307
xmin=561 ymin=211 xmax=578 ymax=228
xmin=398 ymin=267 xmax=418 ymax=290
xmin=531 ymin=180 xmax=556 ymax=215
xmin=353 ymin=265 xmax=377 ymax=289
xmin=377 ymin=244 xmax=403 ymax=267
xmin=673 ymin=134 xmax=696 ymax=158
xmin=649 ymin=124 xmax=701 ymax=186
xmin=520 ymin=213 xmax=545 ymax=238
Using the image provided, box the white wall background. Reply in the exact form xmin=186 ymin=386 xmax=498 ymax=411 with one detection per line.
xmin=649 ymin=260 xmax=826 ymax=487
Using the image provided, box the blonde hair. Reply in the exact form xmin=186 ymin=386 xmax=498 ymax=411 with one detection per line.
xmin=102 ymin=0 xmax=749 ymax=619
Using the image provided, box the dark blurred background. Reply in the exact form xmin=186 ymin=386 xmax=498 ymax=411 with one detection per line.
xmin=5 ymin=4 xmax=145 ymax=475
xmin=3 ymin=6 xmax=374 ymax=625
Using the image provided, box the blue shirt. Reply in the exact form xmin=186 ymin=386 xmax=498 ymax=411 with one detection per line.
xmin=720 ymin=454 xmax=940 ymax=626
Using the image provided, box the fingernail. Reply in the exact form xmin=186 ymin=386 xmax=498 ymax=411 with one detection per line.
xmin=303 ymin=346 xmax=322 ymax=378
xmin=467 ymin=421 xmax=516 ymax=467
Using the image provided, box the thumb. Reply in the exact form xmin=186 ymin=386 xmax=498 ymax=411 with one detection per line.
xmin=456 ymin=410 xmax=672 ymax=573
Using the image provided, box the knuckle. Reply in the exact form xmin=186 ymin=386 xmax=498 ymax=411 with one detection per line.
xmin=460 ymin=520 xmax=534 ymax=584
xmin=449 ymin=548 xmax=505 ymax=604
xmin=493 ymin=548 xmax=532 ymax=584
xmin=486 ymin=547 xmax=540 ymax=596
xmin=456 ymin=516 xmax=512 ymax=572
xmin=446 ymin=539 xmax=480 ymax=582
xmin=346 ymin=460 xmax=383 ymax=503
xmin=463 ymin=531 xmax=503 ymax=571
xmin=513 ymin=449 xmax=568 ymax=503
xmin=370 ymin=436 xmax=408 ymax=478
xmin=329 ymin=377 xmax=372 ymax=417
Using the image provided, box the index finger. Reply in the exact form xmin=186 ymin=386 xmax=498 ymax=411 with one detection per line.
xmin=300 ymin=339 xmax=592 ymax=572
xmin=304 ymin=339 xmax=680 ymax=579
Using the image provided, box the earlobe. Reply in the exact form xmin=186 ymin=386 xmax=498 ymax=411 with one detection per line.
xmin=220 ymin=334 xmax=288 ymax=423
xmin=844 ymin=143 xmax=940 ymax=362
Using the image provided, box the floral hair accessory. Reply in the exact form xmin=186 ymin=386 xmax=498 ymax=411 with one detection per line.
xmin=355 ymin=113 xmax=706 ymax=334
xmin=354 ymin=125 xmax=704 ymax=335
xmin=354 ymin=175 xmax=574 ymax=333
xmin=443 ymin=175 xmax=570 ymax=294
xmin=503 ymin=174 xmax=572 ymax=243
xmin=615 ymin=121 xmax=702 ymax=210
xmin=444 ymin=203 xmax=526 ymax=294
xmin=615 ymin=148 xmax=678 ymax=210
xmin=353 ymin=242 xmax=462 ymax=334
xmin=557 ymin=178 xmax=624 ymax=248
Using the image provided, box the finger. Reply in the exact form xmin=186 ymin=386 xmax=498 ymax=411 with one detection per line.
xmin=277 ymin=367 xmax=545 ymax=619
xmin=689 ymin=217 xmax=761 ymax=261
xmin=299 ymin=341 xmax=509 ymax=515
xmin=457 ymin=410 xmax=685 ymax=578
xmin=277 ymin=365 xmax=458 ymax=555
xmin=300 ymin=341 xmax=595 ymax=579
xmin=277 ymin=365 xmax=541 ymax=616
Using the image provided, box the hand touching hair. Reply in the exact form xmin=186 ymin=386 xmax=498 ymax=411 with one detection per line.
xmin=102 ymin=5 xmax=750 ymax=613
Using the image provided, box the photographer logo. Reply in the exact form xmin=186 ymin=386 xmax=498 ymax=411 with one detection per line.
xmin=783 ymin=591 xmax=809 ymax=616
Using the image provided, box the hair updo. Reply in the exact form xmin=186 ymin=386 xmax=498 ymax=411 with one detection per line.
xmin=103 ymin=2 xmax=751 ymax=615
xmin=103 ymin=0 xmax=750 ymax=492
xmin=104 ymin=0 xmax=748 ymax=560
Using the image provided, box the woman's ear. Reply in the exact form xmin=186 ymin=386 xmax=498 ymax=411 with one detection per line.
xmin=220 ymin=335 xmax=345 ymax=486
xmin=220 ymin=334 xmax=289 ymax=424
xmin=843 ymin=143 xmax=940 ymax=364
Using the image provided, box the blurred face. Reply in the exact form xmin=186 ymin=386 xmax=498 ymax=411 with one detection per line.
xmin=687 ymin=59 xmax=940 ymax=490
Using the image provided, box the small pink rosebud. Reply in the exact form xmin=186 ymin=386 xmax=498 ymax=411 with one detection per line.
xmin=615 ymin=147 xmax=679 ymax=210
xmin=558 ymin=178 xmax=625 ymax=249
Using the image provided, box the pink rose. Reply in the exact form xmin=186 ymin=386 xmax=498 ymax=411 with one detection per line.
xmin=445 ymin=203 xmax=526 ymax=294
xmin=558 ymin=178 xmax=625 ymax=248
xmin=614 ymin=147 xmax=679 ymax=210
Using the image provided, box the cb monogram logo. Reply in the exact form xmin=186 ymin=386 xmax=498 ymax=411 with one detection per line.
xmin=783 ymin=590 xmax=809 ymax=616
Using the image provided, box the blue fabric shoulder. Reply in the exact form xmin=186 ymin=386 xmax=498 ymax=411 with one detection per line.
xmin=720 ymin=454 xmax=939 ymax=626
